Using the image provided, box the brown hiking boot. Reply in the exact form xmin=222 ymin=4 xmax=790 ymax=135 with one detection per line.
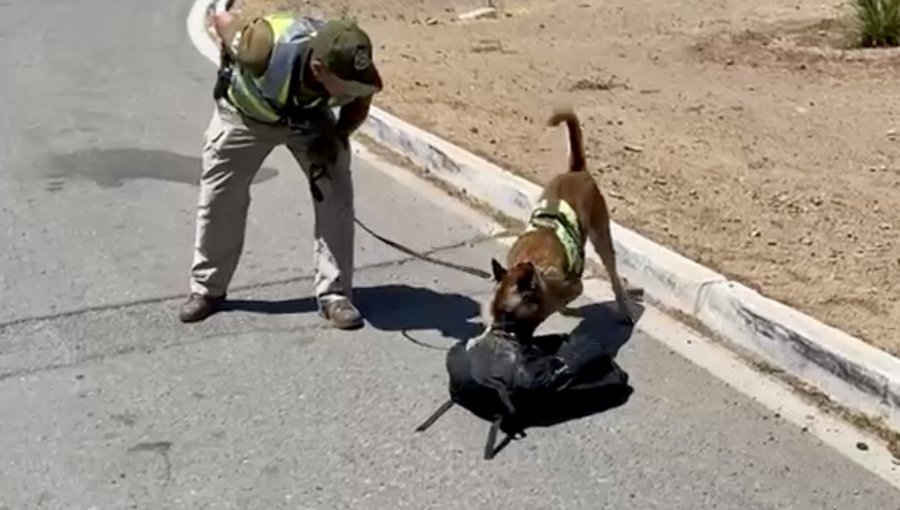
xmin=319 ymin=297 xmax=364 ymax=330
xmin=179 ymin=293 xmax=225 ymax=323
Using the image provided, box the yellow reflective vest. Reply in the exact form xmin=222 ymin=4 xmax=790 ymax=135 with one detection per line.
xmin=226 ymin=13 xmax=325 ymax=124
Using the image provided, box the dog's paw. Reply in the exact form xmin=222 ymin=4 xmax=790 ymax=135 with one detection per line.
xmin=626 ymin=285 xmax=645 ymax=303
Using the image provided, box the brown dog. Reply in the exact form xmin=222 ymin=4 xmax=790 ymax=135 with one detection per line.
xmin=486 ymin=106 xmax=636 ymax=340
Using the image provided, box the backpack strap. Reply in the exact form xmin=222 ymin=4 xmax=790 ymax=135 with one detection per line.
xmin=483 ymin=418 xmax=523 ymax=460
xmin=413 ymin=399 xmax=455 ymax=433
xmin=484 ymin=418 xmax=502 ymax=460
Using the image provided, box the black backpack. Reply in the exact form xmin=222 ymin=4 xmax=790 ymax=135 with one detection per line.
xmin=414 ymin=329 xmax=633 ymax=460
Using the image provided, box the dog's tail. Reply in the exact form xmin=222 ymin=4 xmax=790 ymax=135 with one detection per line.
xmin=547 ymin=106 xmax=586 ymax=173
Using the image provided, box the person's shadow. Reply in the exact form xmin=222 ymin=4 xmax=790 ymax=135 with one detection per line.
xmin=221 ymin=284 xmax=485 ymax=344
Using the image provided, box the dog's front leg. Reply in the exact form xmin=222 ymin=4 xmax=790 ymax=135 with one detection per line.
xmin=588 ymin=227 xmax=636 ymax=325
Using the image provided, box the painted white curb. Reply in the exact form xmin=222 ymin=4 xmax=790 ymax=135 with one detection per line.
xmin=188 ymin=0 xmax=900 ymax=432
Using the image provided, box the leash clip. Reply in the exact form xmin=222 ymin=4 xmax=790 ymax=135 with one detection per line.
xmin=308 ymin=163 xmax=331 ymax=202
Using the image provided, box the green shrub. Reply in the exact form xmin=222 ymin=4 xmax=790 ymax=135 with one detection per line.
xmin=853 ymin=0 xmax=900 ymax=47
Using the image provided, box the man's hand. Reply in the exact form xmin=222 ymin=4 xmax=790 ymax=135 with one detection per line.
xmin=335 ymin=95 xmax=373 ymax=139
xmin=306 ymin=95 xmax=373 ymax=166
xmin=308 ymin=129 xmax=348 ymax=166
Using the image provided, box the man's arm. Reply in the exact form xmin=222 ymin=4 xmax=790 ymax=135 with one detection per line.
xmin=211 ymin=11 xmax=235 ymax=45
xmin=334 ymin=95 xmax=373 ymax=139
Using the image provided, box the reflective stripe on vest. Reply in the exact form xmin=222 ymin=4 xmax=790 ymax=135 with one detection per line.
xmin=227 ymin=13 xmax=322 ymax=124
xmin=524 ymin=198 xmax=585 ymax=278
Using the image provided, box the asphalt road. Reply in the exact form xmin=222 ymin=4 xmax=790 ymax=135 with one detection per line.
xmin=1 ymin=0 xmax=899 ymax=508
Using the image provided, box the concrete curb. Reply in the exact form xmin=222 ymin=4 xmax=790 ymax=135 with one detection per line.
xmin=362 ymin=103 xmax=900 ymax=428
xmin=192 ymin=0 xmax=900 ymax=432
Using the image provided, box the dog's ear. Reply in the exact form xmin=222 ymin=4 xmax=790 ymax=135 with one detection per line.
xmin=516 ymin=262 xmax=543 ymax=293
xmin=490 ymin=258 xmax=507 ymax=282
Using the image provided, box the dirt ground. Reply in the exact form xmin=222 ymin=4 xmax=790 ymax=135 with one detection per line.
xmin=232 ymin=0 xmax=900 ymax=357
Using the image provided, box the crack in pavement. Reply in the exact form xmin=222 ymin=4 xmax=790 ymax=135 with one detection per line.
xmin=0 ymin=324 xmax=331 ymax=383
xmin=0 ymin=229 xmax=615 ymax=384
xmin=0 ymin=233 xmax=502 ymax=332
xmin=0 ymin=275 xmax=613 ymax=384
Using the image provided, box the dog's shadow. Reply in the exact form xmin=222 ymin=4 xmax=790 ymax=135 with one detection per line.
xmin=522 ymin=299 xmax=648 ymax=425
xmin=563 ymin=298 xmax=647 ymax=358
xmin=221 ymin=284 xmax=484 ymax=343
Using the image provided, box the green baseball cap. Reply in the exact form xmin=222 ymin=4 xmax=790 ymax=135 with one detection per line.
xmin=309 ymin=19 xmax=382 ymax=97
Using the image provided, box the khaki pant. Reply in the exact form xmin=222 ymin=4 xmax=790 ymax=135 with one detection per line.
xmin=189 ymin=99 xmax=355 ymax=305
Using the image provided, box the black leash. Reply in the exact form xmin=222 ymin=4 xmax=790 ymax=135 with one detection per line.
xmin=353 ymin=217 xmax=493 ymax=280
xmin=401 ymin=330 xmax=454 ymax=351
xmin=306 ymin=164 xmax=495 ymax=356
xmin=307 ymin=163 xmax=494 ymax=281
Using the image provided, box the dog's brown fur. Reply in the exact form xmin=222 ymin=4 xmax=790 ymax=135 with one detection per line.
xmin=486 ymin=105 xmax=636 ymax=340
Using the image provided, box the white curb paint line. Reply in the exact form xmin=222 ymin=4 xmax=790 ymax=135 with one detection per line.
xmin=580 ymin=278 xmax=900 ymax=488
xmin=186 ymin=0 xmax=219 ymax=63
xmin=351 ymin=144 xmax=507 ymax=238
xmin=186 ymin=0 xmax=900 ymax=435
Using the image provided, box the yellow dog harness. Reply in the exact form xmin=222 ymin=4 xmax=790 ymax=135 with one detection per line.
xmin=524 ymin=198 xmax=585 ymax=278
